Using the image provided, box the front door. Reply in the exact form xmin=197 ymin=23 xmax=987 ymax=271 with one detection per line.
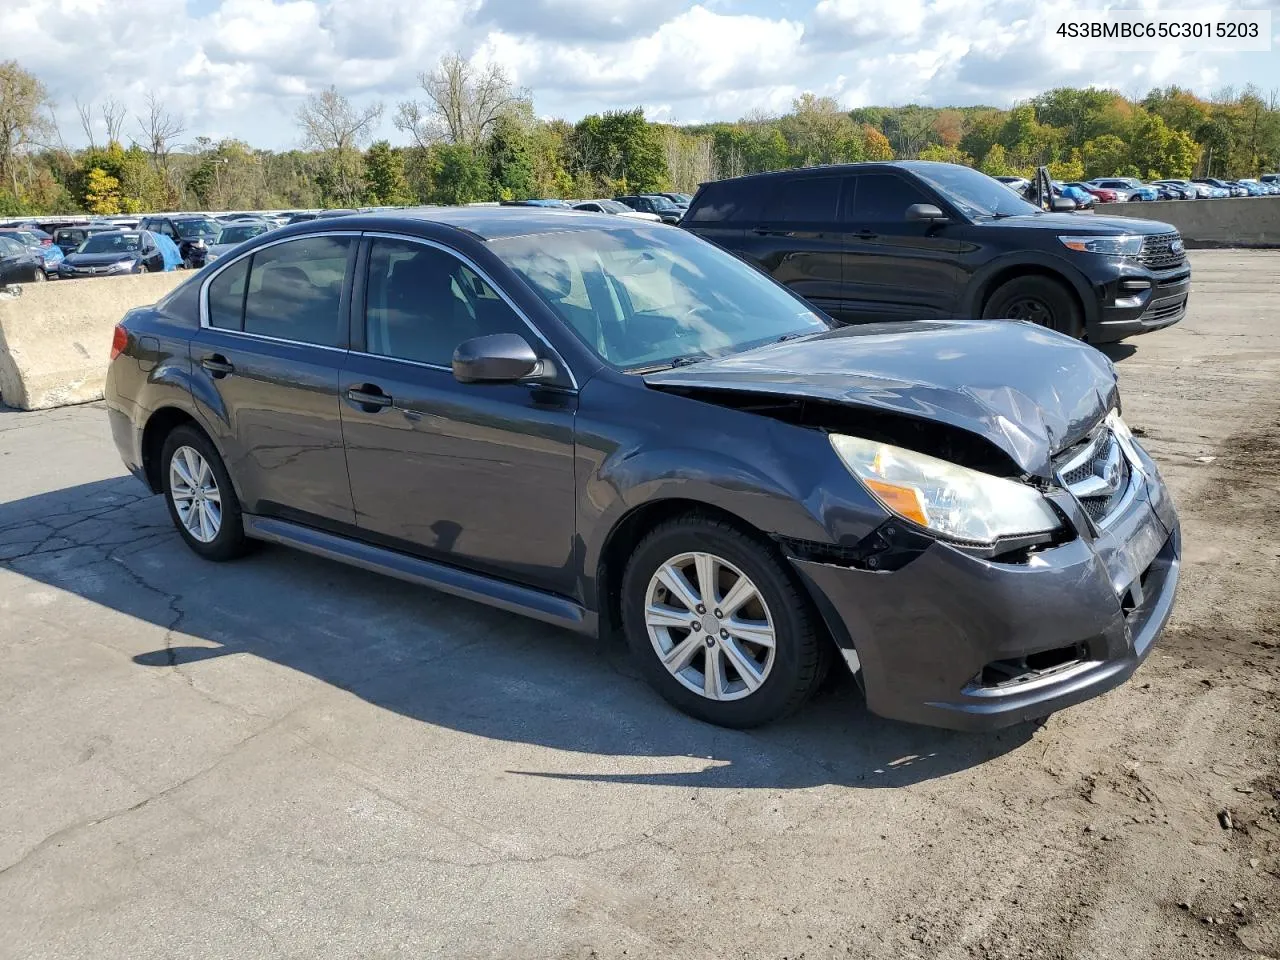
xmin=339 ymin=235 xmax=578 ymax=596
xmin=838 ymin=172 xmax=963 ymax=322
xmin=190 ymin=233 xmax=357 ymax=527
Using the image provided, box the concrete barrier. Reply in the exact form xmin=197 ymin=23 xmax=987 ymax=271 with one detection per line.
xmin=0 ymin=272 xmax=187 ymax=410
xmin=1094 ymin=196 xmax=1280 ymax=248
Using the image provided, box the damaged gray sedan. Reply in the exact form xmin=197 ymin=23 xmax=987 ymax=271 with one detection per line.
xmin=105 ymin=208 xmax=1180 ymax=730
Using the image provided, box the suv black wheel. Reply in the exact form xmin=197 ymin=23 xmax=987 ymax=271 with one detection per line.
xmin=621 ymin=515 xmax=829 ymax=727
xmin=983 ymin=275 xmax=1084 ymax=339
xmin=160 ymin=425 xmax=251 ymax=562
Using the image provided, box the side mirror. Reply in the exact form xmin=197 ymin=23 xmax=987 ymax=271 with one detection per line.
xmin=453 ymin=333 xmax=541 ymax=384
xmin=1050 ymin=197 xmax=1077 ymax=212
xmin=905 ymin=203 xmax=947 ymax=223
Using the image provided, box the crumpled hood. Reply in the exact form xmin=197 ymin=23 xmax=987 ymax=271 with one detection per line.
xmin=644 ymin=320 xmax=1119 ymax=478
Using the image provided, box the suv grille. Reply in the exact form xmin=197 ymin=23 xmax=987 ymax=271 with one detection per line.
xmin=1138 ymin=232 xmax=1185 ymax=269
xmin=1056 ymin=428 xmax=1132 ymax=526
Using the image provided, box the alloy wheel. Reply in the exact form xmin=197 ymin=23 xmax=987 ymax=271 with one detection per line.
xmin=1005 ymin=296 xmax=1054 ymax=328
xmin=169 ymin=445 xmax=222 ymax=543
xmin=644 ymin=551 xmax=776 ymax=701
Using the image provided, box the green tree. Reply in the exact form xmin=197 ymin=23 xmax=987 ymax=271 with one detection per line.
xmin=1047 ymin=149 xmax=1085 ymax=182
xmin=484 ymin=115 xmax=534 ymax=199
xmin=570 ymin=108 xmax=667 ymax=192
xmin=918 ymin=144 xmax=972 ymax=165
xmin=363 ymin=140 xmax=413 ymax=205
xmin=1082 ymin=134 xmax=1133 ymax=179
xmin=862 ymin=125 xmax=894 ymax=161
xmin=0 ymin=61 xmax=54 ymax=201
xmin=430 ymin=143 xmax=490 ymax=204
xmin=978 ymin=143 xmax=1013 ymax=176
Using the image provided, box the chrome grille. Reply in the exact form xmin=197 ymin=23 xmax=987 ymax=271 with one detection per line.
xmin=1138 ymin=232 xmax=1185 ymax=269
xmin=1055 ymin=428 xmax=1132 ymax=527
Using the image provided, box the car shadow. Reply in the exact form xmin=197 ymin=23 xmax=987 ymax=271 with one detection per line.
xmin=1 ymin=477 xmax=1037 ymax=790
xmin=1096 ymin=342 xmax=1138 ymax=362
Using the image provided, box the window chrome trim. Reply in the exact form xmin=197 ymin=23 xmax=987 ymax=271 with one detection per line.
xmin=197 ymin=229 xmax=362 ymax=338
xmin=361 ymin=230 xmax=579 ymax=389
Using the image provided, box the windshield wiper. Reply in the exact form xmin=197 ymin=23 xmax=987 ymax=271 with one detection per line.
xmin=628 ymin=354 xmax=708 ymax=374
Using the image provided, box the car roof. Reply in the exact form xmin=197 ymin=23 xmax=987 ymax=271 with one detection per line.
xmin=281 ymin=206 xmax=647 ymax=242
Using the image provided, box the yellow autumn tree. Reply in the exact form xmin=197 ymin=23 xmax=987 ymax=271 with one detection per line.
xmin=83 ymin=167 xmax=122 ymax=214
xmin=861 ymin=124 xmax=893 ymax=161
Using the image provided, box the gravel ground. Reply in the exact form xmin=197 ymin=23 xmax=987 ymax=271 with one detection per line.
xmin=0 ymin=249 xmax=1276 ymax=960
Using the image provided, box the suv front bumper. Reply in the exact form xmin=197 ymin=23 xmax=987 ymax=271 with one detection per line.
xmin=791 ymin=438 xmax=1180 ymax=731
xmin=1091 ymin=265 xmax=1190 ymax=343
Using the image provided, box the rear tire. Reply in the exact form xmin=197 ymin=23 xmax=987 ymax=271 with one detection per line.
xmin=621 ymin=514 xmax=829 ymax=728
xmin=160 ymin=425 xmax=250 ymax=562
xmin=31 ymin=268 xmax=45 ymax=282
xmin=983 ymin=275 xmax=1084 ymax=339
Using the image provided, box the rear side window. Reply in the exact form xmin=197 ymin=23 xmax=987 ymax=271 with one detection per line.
xmin=0 ymin=236 xmax=22 ymax=256
xmin=686 ymin=181 xmax=764 ymax=224
xmin=845 ymin=174 xmax=932 ymax=221
xmin=206 ymin=257 xmax=249 ymax=330
xmin=241 ymin=236 xmax=352 ymax=346
xmin=761 ymin=177 xmax=840 ymax=223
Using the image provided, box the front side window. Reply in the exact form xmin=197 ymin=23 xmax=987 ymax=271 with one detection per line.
xmin=0 ymin=236 xmax=22 ymax=256
xmin=491 ymin=226 xmax=831 ymax=370
xmin=217 ymin=224 xmax=269 ymax=245
xmin=846 ymin=174 xmax=932 ymax=222
xmin=241 ymin=236 xmax=352 ymax=346
xmin=364 ymin=239 xmax=526 ymax=366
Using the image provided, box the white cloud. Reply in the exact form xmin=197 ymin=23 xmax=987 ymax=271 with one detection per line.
xmin=0 ymin=0 xmax=1274 ymax=149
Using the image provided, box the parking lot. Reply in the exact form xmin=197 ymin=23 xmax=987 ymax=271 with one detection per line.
xmin=0 ymin=249 xmax=1277 ymax=959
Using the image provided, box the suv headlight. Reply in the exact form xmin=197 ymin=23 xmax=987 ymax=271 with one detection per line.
xmin=830 ymin=434 xmax=1062 ymax=545
xmin=1058 ymin=235 xmax=1144 ymax=257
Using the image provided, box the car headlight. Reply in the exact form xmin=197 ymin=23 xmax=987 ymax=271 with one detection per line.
xmin=109 ymin=260 xmax=134 ymax=272
xmin=830 ymin=434 xmax=1062 ymax=545
xmin=1058 ymin=235 xmax=1144 ymax=257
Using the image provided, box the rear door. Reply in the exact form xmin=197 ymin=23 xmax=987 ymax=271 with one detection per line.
xmin=837 ymin=172 xmax=963 ymax=322
xmin=739 ymin=175 xmax=845 ymax=318
xmin=191 ymin=233 xmax=357 ymax=527
xmin=339 ymin=234 xmax=578 ymax=595
xmin=0 ymin=236 xmax=24 ymax=283
xmin=682 ymin=179 xmax=763 ymax=255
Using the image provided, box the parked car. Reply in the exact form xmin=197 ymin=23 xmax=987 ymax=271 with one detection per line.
xmin=138 ymin=214 xmax=223 ymax=268
xmin=104 ymin=207 xmax=1181 ymax=731
xmin=1231 ymin=179 xmax=1264 ymax=197
xmin=1243 ymin=178 xmax=1280 ymax=195
xmin=615 ymin=195 xmax=684 ymax=223
xmin=52 ymin=223 xmax=119 ymax=254
xmin=1088 ymin=178 xmax=1158 ymax=201
xmin=571 ymin=199 xmax=663 ymax=222
xmin=682 ymin=161 xmax=1189 ymax=342
xmin=1068 ymin=182 xmax=1119 ymax=203
xmin=993 ymin=176 xmax=1031 ymax=194
xmin=1148 ymin=181 xmax=1192 ymax=200
xmin=0 ymin=233 xmax=46 ymax=285
xmin=206 ymin=221 xmax=274 ymax=262
xmin=1157 ymin=178 xmax=1213 ymax=199
xmin=0 ymin=228 xmax=64 ymax=276
xmin=1189 ymin=178 xmax=1231 ymax=198
xmin=57 ymin=229 xmax=169 ymax=278
xmin=1262 ymin=174 xmax=1279 ymax=186
xmin=656 ymin=192 xmax=692 ymax=208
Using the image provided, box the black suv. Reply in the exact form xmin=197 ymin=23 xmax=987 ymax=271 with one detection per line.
xmin=614 ymin=195 xmax=684 ymax=224
xmin=682 ymin=161 xmax=1190 ymax=342
xmin=138 ymin=214 xmax=222 ymax=268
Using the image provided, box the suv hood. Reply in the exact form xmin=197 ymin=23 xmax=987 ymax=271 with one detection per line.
xmin=644 ymin=320 xmax=1119 ymax=479
xmin=62 ymin=252 xmax=139 ymax=267
xmin=984 ymin=212 xmax=1175 ymax=235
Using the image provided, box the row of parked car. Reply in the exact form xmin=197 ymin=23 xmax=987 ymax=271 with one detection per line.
xmin=997 ymin=174 xmax=1280 ymax=204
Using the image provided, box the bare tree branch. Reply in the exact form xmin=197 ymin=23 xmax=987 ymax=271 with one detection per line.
xmin=101 ymin=97 xmax=126 ymax=145
xmin=296 ymin=86 xmax=384 ymax=205
xmin=75 ymin=97 xmax=97 ymax=151
xmin=395 ymin=53 xmax=530 ymax=147
xmin=135 ymin=93 xmax=186 ymax=168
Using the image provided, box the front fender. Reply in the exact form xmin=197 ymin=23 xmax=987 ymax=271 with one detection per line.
xmin=962 ymin=251 xmax=1098 ymax=328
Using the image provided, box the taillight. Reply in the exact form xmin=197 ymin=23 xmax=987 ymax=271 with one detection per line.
xmin=110 ymin=324 xmax=129 ymax=360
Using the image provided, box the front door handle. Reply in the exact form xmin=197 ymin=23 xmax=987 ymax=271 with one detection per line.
xmin=852 ymin=229 xmax=877 ymax=240
xmin=201 ymin=355 xmax=234 ymax=377
xmin=347 ymin=387 xmax=393 ymax=410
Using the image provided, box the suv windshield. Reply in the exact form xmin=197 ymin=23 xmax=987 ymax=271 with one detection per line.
xmin=174 ymin=218 xmax=219 ymax=239
xmin=490 ymin=226 xmax=831 ymax=370
xmin=646 ymin=196 xmax=680 ymax=213
xmin=902 ymin=162 xmax=1042 ymax=219
xmin=80 ymin=233 xmax=141 ymax=254
xmin=217 ymin=223 xmax=269 ymax=244
xmin=594 ymin=199 xmax=631 ymax=213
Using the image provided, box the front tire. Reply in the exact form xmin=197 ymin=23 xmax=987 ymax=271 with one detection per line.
xmin=982 ymin=274 xmax=1084 ymax=339
xmin=160 ymin=425 xmax=250 ymax=561
xmin=621 ymin=515 xmax=828 ymax=728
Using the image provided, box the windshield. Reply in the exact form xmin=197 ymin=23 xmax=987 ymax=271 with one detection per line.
xmin=217 ymin=223 xmax=269 ymax=244
xmin=902 ymin=162 xmax=1042 ymax=219
xmin=646 ymin=196 xmax=680 ymax=212
xmin=80 ymin=233 xmax=141 ymax=254
xmin=490 ymin=226 xmax=832 ymax=370
xmin=594 ymin=199 xmax=630 ymax=213
xmin=175 ymin=218 xmax=219 ymax=239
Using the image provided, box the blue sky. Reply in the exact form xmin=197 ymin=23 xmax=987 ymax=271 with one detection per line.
xmin=1 ymin=0 xmax=1276 ymax=150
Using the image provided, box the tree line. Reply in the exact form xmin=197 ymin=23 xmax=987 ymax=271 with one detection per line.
xmin=1 ymin=56 xmax=1278 ymax=216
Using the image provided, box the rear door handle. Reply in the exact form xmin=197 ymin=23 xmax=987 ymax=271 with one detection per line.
xmin=347 ymin=387 xmax=393 ymax=410
xmin=852 ymin=230 xmax=877 ymax=240
xmin=201 ymin=356 xmax=234 ymax=377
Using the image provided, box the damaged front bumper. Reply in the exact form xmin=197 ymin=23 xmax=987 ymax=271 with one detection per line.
xmin=790 ymin=436 xmax=1181 ymax=731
